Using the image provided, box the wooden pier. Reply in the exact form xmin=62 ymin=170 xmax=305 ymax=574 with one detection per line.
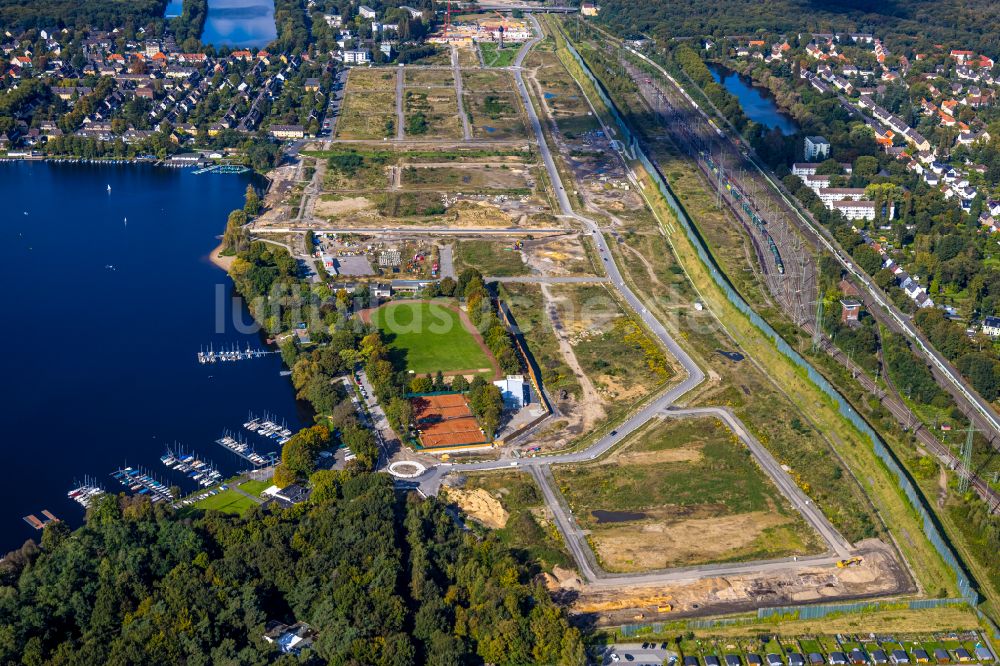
xmin=22 ymin=511 xmax=59 ymax=530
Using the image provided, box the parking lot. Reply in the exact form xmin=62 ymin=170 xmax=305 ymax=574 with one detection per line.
xmin=597 ymin=642 xmax=675 ymax=665
xmin=596 ymin=632 xmax=995 ymax=666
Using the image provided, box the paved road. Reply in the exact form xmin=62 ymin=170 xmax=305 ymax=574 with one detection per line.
xmin=626 ymin=46 xmax=1000 ymax=440
xmin=254 ymin=226 xmax=569 ymax=234
xmin=488 ymin=275 xmax=610 ymax=283
xmin=452 ymin=45 xmax=473 ymax=141
xmin=355 ymin=370 xmax=393 ymax=467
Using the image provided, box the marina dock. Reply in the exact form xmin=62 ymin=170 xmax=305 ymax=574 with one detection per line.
xmin=22 ymin=511 xmax=59 ymax=530
xmin=215 ymin=431 xmax=277 ymax=467
xmin=110 ymin=467 xmax=174 ymax=503
xmin=68 ymin=478 xmax=105 ymax=508
xmin=197 ymin=344 xmax=279 ymax=364
xmin=192 ymin=164 xmax=251 ymax=175
xmin=161 ymin=445 xmax=223 ymax=487
xmin=243 ymin=412 xmax=292 ymax=444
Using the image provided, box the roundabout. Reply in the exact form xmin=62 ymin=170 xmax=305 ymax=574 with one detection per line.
xmin=388 ymin=461 xmax=427 ymax=479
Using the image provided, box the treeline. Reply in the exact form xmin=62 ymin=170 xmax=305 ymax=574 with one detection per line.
xmin=883 ymin=330 xmax=947 ymax=405
xmin=671 ymin=44 xmax=750 ymax=134
xmin=270 ymin=0 xmax=311 ymax=55
xmin=598 ymin=0 xmax=1000 ymax=59
xmin=0 ymin=0 xmax=167 ymax=31
xmin=950 ymin=495 xmax=1000 ymax=595
xmin=170 ymin=0 xmax=207 ymax=45
xmin=915 ymin=309 xmax=1000 ymax=401
xmin=0 ymin=471 xmax=584 ymax=664
xmin=44 ymin=132 xmax=179 ymax=159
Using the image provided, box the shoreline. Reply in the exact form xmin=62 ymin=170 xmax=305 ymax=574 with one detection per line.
xmin=208 ymin=240 xmax=235 ymax=272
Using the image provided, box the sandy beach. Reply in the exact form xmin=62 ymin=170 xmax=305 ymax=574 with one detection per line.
xmin=207 ymin=239 xmax=235 ymax=272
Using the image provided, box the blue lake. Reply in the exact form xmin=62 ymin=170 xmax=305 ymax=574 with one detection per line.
xmin=200 ymin=0 xmax=277 ymax=49
xmin=0 ymin=162 xmax=304 ymax=551
xmin=708 ymin=64 xmax=799 ymax=135
xmin=165 ymin=0 xmax=184 ymax=18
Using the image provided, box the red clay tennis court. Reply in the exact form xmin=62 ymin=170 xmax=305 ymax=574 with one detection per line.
xmin=411 ymin=394 xmax=488 ymax=448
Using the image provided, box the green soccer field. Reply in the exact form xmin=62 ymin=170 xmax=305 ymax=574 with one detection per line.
xmin=371 ymin=301 xmax=495 ymax=375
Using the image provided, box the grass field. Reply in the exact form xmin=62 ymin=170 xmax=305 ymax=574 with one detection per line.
xmin=552 ymin=416 xmax=822 ymax=571
xmin=480 ymin=41 xmax=519 ymax=67
xmin=370 ymin=301 xmax=495 ymax=374
xmin=454 ymin=239 xmax=529 ymax=276
xmin=405 ymin=69 xmax=455 ymax=87
xmin=550 ymin=284 xmax=671 ymax=405
xmin=500 ymin=283 xmax=581 ymax=398
xmin=335 ymin=69 xmax=398 ymax=140
xmin=334 ymin=90 xmax=396 ymax=140
xmin=462 ymin=70 xmax=529 ymax=140
xmin=403 ymin=88 xmax=464 ymax=140
xmin=238 ymin=479 xmax=271 ymax=495
xmin=192 ymin=488 xmax=258 ymax=515
xmin=402 ymin=164 xmax=533 ymax=191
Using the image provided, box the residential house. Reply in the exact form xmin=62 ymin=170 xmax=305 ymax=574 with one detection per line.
xmin=982 ymin=316 xmax=1000 ymax=337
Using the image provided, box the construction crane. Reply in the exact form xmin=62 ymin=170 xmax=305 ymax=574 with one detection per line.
xmin=444 ymin=0 xmax=452 ymax=40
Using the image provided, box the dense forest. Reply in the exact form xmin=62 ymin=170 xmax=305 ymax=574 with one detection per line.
xmin=0 ymin=472 xmax=585 ymax=664
xmin=599 ymin=0 xmax=1000 ymax=57
xmin=0 ymin=0 xmax=167 ymax=31
xmin=170 ymin=0 xmax=208 ymax=47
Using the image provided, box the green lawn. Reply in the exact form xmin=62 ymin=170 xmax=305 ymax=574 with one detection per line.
xmin=480 ymin=41 xmax=519 ymax=68
xmin=238 ymin=479 xmax=271 ymax=496
xmin=193 ymin=489 xmax=258 ymax=515
xmin=555 ymin=416 xmax=786 ymax=517
xmin=371 ymin=301 xmax=494 ymax=375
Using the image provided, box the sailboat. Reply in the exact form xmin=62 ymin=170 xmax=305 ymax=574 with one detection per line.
xmin=124 ymin=217 xmax=127 ymax=227
xmin=107 ymin=184 xmax=111 ymax=193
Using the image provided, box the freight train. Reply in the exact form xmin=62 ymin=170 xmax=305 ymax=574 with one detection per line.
xmin=701 ymin=151 xmax=785 ymax=275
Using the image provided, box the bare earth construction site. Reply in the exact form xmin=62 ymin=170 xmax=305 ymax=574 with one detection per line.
xmin=248 ymin=16 xmax=953 ymax=629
